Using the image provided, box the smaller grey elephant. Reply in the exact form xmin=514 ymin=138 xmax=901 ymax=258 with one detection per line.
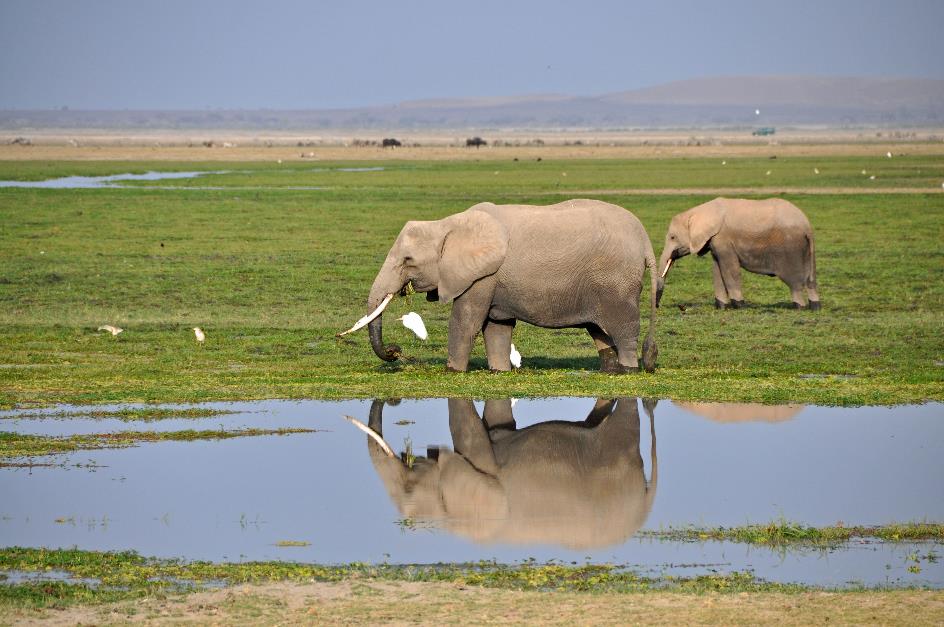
xmin=657 ymin=197 xmax=820 ymax=310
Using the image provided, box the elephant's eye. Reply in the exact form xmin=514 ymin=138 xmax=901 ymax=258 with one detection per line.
xmin=403 ymin=255 xmax=414 ymax=264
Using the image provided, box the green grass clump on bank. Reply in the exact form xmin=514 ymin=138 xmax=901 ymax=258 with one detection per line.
xmin=0 ymin=546 xmax=827 ymax=610
xmin=0 ymin=428 xmax=315 ymax=459
xmin=1 ymin=156 xmax=943 ymax=407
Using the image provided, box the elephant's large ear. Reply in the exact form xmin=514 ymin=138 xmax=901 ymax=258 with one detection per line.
xmin=438 ymin=210 xmax=508 ymax=303
xmin=688 ymin=202 xmax=724 ymax=255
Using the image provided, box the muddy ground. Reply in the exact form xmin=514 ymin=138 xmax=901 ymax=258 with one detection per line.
xmin=7 ymin=581 xmax=944 ymax=626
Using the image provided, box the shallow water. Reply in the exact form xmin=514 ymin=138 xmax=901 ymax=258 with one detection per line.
xmin=0 ymin=171 xmax=226 ymax=189
xmin=0 ymin=166 xmax=384 ymax=189
xmin=1 ymin=398 xmax=942 ymax=588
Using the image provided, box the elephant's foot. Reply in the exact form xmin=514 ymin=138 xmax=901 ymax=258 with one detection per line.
xmin=792 ymin=301 xmax=805 ymax=310
xmin=598 ymin=347 xmax=622 ymax=373
xmin=809 ymin=300 xmax=821 ymax=311
xmin=714 ymin=298 xmax=729 ymax=310
xmin=602 ymin=361 xmax=639 ymax=375
xmin=445 ymin=364 xmax=468 ymax=373
xmin=730 ymin=299 xmax=746 ymax=309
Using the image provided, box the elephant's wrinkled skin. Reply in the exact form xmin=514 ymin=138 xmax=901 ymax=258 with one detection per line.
xmin=357 ymin=199 xmax=658 ymax=373
xmin=657 ymin=197 xmax=820 ymax=310
xmin=364 ymin=398 xmax=657 ymax=549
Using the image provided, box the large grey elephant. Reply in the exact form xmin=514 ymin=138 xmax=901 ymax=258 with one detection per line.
xmin=656 ymin=198 xmax=820 ymax=310
xmin=341 ymin=200 xmax=659 ymax=373
xmin=362 ymin=397 xmax=657 ymax=549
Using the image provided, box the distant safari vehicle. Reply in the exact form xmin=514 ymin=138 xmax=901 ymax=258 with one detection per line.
xmin=752 ymin=127 xmax=776 ymax=136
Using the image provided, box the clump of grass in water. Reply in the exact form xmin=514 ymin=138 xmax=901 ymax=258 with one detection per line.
xmin=402 ymin=436 xmax=415 ymax=469
xmin=0 ymin=428 xmax=316 ymax=459
xmin=642 ymin=520 xmax=944 ymax=547
xmin=1 ymin=407 xmax=238 ymax=422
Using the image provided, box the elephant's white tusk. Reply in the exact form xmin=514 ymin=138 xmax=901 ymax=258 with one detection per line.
xmin=343 ymin=415 xmax=395 ymax=458
xmin=337 ymin=293 xmax=393 ymax=337
xmin=660 ymin=259 xmax=673 ymax=278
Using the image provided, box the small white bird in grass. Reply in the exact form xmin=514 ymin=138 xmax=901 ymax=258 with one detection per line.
xmin=861 ymin=169 xmax=868 ymax=175
xmin=721 ymin=160 xmax=726 ymax=165
xmin=509 ymin=343 xmax=522 ymax=369
xmin=97 ymin=325 xmax=123 ymax=336
xmin=397 ymin=312 xmax=427 ymax=340
xmin=870 ymin=175 xmax=876 ymax=180
xmin=886 ymin=151 xmax=893 ymax=158
xmin=193 ymin=327 xmax=205 ymax=342
xmin=814 ymin=167 xmax=820 ymax=174
xmin=765 ymin=170 xmax=771 ymax=176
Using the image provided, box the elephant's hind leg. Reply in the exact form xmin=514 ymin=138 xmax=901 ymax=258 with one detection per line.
xmin=597 ymin=305 xmax=641 ymax=373
xmin=483 ymin=318 xmax=515 ymax=371
xmin=587 ymin=324 xmax=621 ymax=373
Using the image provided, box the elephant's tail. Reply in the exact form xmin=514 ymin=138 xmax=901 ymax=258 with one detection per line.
xmin=641 ymin=243 xmax=658 ymax=373
xmin=805 ymin=233 xmax=818 ymax=289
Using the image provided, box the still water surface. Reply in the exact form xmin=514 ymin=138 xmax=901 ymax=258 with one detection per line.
xmin=1 ymin=398 xmax=942 ymax=587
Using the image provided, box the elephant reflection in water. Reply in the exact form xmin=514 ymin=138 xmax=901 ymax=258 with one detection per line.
xmin=676 ymin=401 xmax=803 ymax=423
xmin=363 ymin=397 xmax=657 ymax=549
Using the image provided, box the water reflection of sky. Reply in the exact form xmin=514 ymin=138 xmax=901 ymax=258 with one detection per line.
xmin=0 ymin=171 xmax=224 ymax=188
xmin=1 ymin=398 xmax=942 ymax=587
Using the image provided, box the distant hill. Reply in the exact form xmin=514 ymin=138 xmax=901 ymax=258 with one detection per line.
xmin=2 ymin=76 xmax=942 ymax=130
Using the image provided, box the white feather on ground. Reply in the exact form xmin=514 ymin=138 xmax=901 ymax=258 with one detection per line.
xmin=509 ymin=343 xmax=521 ymax=368
xmin=193 ymin=327 xmax=205 ymax=342
xmin=97 ymin=325 xmax=123 ymax=336
xmin=397 ymin=312 xmax=428 ymax=340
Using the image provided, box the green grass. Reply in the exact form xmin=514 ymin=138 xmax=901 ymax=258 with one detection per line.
xmin=1 ymin=407 xmax=236 ymax=421
xmin=0 ymin=427 xmax=315 ymax=459
xmin=1 ymin=156 xmax=942 ymax=407
xmin=0 ymin=546 xmax=832 ymax=610
xmin=643 ymin=521 xmax=944 ymax=547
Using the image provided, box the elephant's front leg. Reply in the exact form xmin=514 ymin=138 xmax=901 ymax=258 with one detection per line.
xmin=710 ymin=254 xmax=731 ymax=309
xmin=483 ymin=318 xmax=515 ymax=371
xmin=446 ymin=278 xmax=495 ymax=372
xmin=715 ymin=247 xmax=745 ymax=308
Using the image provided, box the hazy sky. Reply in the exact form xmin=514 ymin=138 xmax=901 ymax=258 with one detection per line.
xmin=1 ymin=0 xmax=942 ymax=110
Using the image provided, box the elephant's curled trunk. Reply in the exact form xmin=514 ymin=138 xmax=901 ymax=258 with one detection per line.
xmin=367 ymin=292 xmax=401 ymax=362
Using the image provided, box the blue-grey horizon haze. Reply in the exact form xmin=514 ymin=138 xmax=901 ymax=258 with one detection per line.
xmin=1 ymin=0 xmax=942 ymax=110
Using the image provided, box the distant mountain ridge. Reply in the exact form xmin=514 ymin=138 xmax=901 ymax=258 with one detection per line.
xmin=3 ymin=76 xmax=942 ymax=130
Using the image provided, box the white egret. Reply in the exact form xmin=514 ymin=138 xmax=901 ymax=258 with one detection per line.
xmin=886 ymin=152 xmax=892 ymax=158
xmin=97 ymin=325 xmax=123 ymax=336
xmin=193 ymin=327 xmax=205 ymax=342
xmin=870 ymin=175 xmax=876 ymax=180
xmin=397 ymin=312 xmax=428 ymax=340
xmin=765 ymin=170 xmax=771 ymax=176
xmin=814 ymin=168 xmax=820 ymax=174
xmin=509 ymin=343 xmax=522 ymax=368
